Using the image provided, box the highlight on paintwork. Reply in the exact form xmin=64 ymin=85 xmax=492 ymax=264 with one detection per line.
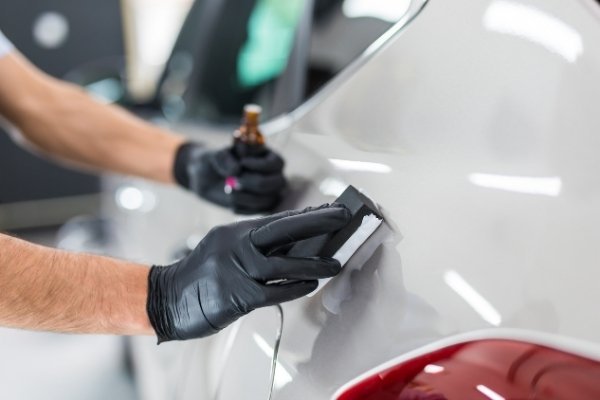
xmin=252 ymin=333 xmax=293 ymax=389
xmin=483 ymin=0 xmax=583 ymax=63
xmin=329 ymin=158 xmax=392 ymax=173
xmin=468 ymin=173 xmax=562 ymax=196
xmin=342 ymin=0 xmax=411 ymax=23
xmin=444 ymin=270 xmax=502 ymax=326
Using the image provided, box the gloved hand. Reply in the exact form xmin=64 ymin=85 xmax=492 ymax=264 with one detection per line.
xmin=173 ymin=142 xmax=286 ymax=214
xmin=146 ymin=203 xmax=351 ymax=342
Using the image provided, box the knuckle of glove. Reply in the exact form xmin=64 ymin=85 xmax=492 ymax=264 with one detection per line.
xmin=206 ymin=224 xmax=230 ymax=240
xmin=266 ymin=150 xmax=285 ymax=166
xmin=255 ymin=290 xmax=271 ymax=308
xmin=240 ymin=173 xmax=285 ymax=193
xmin=211 ymin=149 xmax=240 ymax=177
xmin=273 ymin=155 xmax=285 ymax=171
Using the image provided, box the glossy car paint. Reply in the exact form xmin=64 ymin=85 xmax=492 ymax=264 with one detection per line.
xmin=108 ymin=0 xmax=600 ymax=398
xmin=334 ymin=334 xmax=600 ymax=399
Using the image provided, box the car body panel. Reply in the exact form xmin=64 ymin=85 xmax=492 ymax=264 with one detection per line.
xmin=112 ymin=0 xmax=600 ymax=398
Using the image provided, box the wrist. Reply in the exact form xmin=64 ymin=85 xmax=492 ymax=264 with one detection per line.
xmin=127 ymin=264 xmax=155 ymax=335
xmin=146 ymin=265 xmax=175 ymax=342
xmin=102 ymin=260 xmax=154 ymax=336
xmin=146 ymin=264 xmax=219 ymax=343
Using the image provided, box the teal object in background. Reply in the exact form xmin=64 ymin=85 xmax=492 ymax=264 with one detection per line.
xmin=237 ymin=0 xmax=304 ymax=88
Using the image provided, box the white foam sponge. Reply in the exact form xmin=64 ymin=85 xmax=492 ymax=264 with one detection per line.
xmin=308 ymin=213 xmax=383 ymax=296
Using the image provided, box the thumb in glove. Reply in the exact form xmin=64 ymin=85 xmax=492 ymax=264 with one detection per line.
xmin=173 ymin=142 xmax=286 ymax=214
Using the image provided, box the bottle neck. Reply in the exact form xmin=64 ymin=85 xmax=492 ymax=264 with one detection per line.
xmin=244 ymin=113 xmax=260 ymax=126
xmin=236 ymin=112 xmax=264 ymax=146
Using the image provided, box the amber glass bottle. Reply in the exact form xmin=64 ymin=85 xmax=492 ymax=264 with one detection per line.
xmin=233 ymin=104 xmax=266 ymax=157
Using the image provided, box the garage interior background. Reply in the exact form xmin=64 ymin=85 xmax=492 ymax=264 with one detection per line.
xmin=0 ymin=0 xmax=193 ymax=232
xmin=0 ymin=1 xmax=191 ymax=398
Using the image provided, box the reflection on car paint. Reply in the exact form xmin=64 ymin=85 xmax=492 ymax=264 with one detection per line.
xmin=336 ymin=339 xmax=600 ymax=399
xmin=483 ymin=1 xmax=583 ymax=63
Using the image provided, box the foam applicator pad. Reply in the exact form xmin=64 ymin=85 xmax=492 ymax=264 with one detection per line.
xmin=287 ymin=185 xmax=383 ymax=294
xmin=331 ymin=214 xmax=382 ymax=266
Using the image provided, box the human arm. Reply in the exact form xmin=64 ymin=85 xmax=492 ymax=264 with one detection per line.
xmin=0 ymin=51 xmax=286 ymax=211
xmin=0 ymin=232 xmax=153 ymax=335
xmin=0 ymin=51 xmax=185 ymax=184
xmin=0 ymin=204 xmax=350 ymax=338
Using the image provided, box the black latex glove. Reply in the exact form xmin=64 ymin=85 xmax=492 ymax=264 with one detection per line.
xmin=173 ymin=142 xmax=286 ymax=214
xmin=147 ymin=203 xmax=351 ymax=342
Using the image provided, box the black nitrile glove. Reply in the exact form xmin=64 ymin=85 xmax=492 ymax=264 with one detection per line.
xmin=173 ymin=142 xmax=286 ymax=214
xmin=147 ymin=203 xmax=351 ymax=342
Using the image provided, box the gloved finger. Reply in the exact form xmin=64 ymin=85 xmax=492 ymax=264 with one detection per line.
xmin=259 ymin=280 xmax=318 ymax=307
xmin=240 ymin=151 xmax=284 ymax=173
xmin=232 ymin=191 xmax=279 ymax=213
xmin=243 ymin=204 xmax=332 ymax=227
xmin=237 ymin=173 xmax=286 ymax=195
xmin=209 ymin=148 xmax=240 ymax=177
xmin=235 ymin=205 xmax=276 ymax=215
xmin=251 ymin=204 xmax=350 ymax=250
xmin=258 ymin=256 xmax=341 ymax=281
xmin=265 ymin=242 xmax=295 ymax=257
xmin=203 ymin=185 xmax=232 ymax=208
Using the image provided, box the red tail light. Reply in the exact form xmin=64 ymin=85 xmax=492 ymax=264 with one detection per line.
xmin=335 ymin=339 xmax=600 ymax=400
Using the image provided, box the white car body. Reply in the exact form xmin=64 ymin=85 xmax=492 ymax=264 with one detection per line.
xmin=105 ymin=0 xmax=600 ymax=398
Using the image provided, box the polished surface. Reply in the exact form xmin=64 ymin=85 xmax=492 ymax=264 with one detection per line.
xmin=271 ymin=0 xmax=600 ymax=397
xmin=119 ymin=0 xmax=600 ymax=398
xmin=288 ymin=0 xmax=600 ymax=344
xmin=336 ymin=339 xmax=600 ymax=400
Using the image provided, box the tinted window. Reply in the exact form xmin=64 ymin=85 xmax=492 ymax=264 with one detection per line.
xmin=158 ymin=0 xmax=411 ymax=124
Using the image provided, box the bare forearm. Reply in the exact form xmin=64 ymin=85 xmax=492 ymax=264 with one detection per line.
xmin=0 ymin=52 xmax=185 ymax=183
xmin=0 ymin=233 xmax=153 ymax=335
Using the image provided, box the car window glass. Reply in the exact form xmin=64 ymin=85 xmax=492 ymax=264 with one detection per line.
xmin=305 ymin=0 xmax=409 ymax=97
xmin=158 ymin=0 xmax=412 ymax=124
